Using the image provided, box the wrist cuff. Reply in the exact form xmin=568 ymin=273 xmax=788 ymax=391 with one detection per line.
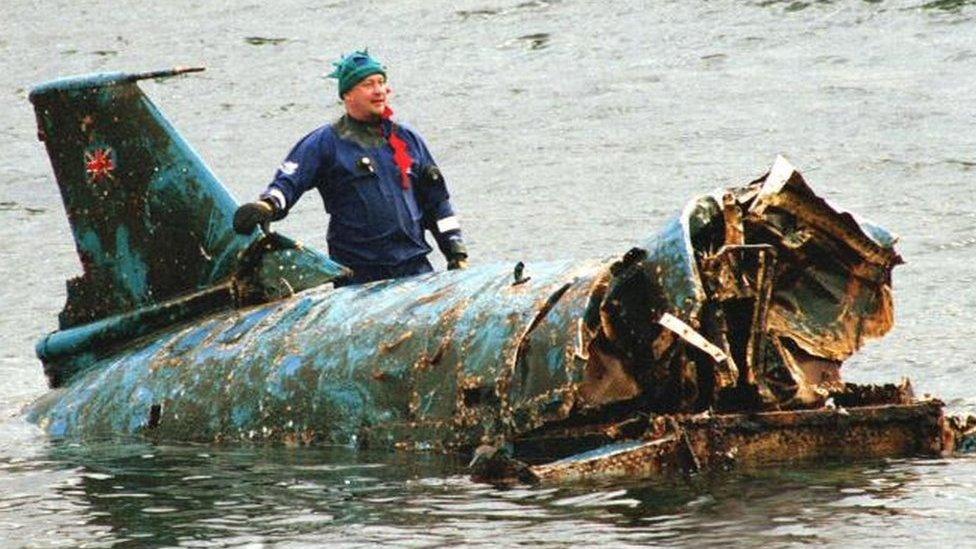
xmin=262 ymin=189 xmax=286 ymax=212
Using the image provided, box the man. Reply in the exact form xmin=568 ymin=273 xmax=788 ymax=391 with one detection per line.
xmin=233 ymin=50 xmax=468 ymax=286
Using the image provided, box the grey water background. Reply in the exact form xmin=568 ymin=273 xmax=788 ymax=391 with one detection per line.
xmin=0 ymin=0 xmax=974 ymax=545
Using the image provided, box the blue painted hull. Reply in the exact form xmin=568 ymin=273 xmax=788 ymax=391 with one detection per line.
xmin=29 ymin=260 xmax=603 ymax=448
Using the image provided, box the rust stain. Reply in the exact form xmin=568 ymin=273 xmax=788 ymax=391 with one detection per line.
xmin=380 ymin=330 xmax=414 ymax=354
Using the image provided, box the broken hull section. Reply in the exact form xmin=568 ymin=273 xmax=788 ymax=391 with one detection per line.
xmin=522 ymin=401 xmax=949 ymax=484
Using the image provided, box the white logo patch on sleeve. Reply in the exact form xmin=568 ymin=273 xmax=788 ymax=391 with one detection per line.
xmin=279 ymin=161 xmax=299 ymax=176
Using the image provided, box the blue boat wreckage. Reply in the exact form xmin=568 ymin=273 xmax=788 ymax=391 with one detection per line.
xmin=25 ymin=67 xmax=976 ymax=484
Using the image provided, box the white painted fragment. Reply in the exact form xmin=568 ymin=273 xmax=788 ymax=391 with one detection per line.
xmin=758 ymin=154 xmax=796 ymax=198
xmin=658 ymin=313 xmax=728 ymax=363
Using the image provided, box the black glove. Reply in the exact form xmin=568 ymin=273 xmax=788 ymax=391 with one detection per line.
xmin=447 ymin=256 xmax=469 ymax=270
xmin=233 ymin=199 xmax=276 ymax=235
xmin=446 ymin=239 xmax=468 ymax=270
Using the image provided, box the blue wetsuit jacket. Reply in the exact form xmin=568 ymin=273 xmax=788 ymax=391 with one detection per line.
xmin=260 ymin=115 xmax=464 ymax=283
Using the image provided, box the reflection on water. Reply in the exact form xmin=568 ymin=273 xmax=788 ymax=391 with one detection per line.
xmin=3 ymin=433 xmax=971 ymax=546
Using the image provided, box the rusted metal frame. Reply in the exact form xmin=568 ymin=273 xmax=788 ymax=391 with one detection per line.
xmin=742 ymin=199 xmax=896 ymax=369
xmin=668 ymin=416 xmax=702 ymax=473
xmin=508 ymin=395 xmax=655 ymax=464
xmin=722 ymin=191 xmax=745 ymax=247
xmin=750 ymin=189 xmax=899 ymax=267
xmin=745 ymin=246 xmax=776 ymax=396
xmin=658 ymin=313 xmax=730 ymax=365
xmin=522 ymin=401 xmax=947 ymax=484
xmin=829 ymin=380 xmax=914 ymax=408
xmin=658 ymin=312 xmax=738 ymax=389
xmin=766 ymin=335 xmax=811 ymax=405
xmin=698 ymin=243 xmax=777 ymax=401
xmin=682 ymin=401 xmax=948 ymax=464
xmin=573 ymin=318 xmax=590 ymax=361
xmin=682 ymin=400 xmax=939 ymax=431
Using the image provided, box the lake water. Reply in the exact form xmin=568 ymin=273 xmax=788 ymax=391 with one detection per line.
xmin=1 ymin=0 xmax=975 ymax=546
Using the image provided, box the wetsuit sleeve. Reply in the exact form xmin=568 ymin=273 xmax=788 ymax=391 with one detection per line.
xmin=259 ymin=129 xmax=329 ymax=219
xmin=410 ymin=131 xmax=467 ymax=260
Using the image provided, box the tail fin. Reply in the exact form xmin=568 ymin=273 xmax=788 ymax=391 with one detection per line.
xmin=30 ymin=68 xmax=257 ymax=329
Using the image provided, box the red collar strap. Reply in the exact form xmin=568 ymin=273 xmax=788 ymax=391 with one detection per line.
xmin=382 ymin=107 xmax=413 ymax=190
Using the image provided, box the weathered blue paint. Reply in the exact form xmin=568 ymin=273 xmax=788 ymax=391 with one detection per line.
xmin=28 ymin=69 xmax=932 ymax=473
xmin=29 ymin=68 xmax=262 ymax=330
xmin=29 ymin=72 xmax=130 ymax=95
xmin=30 ymin=69 xmax=349 ymax=387
xmin=639 ymin=203 xmax=709 ymax=319
xmin=29 ymin=260 xmax=600 ymax=448
xmin=113 ymin=226 xmax=150 ymax=300
xmin=35 ymin=284 xmax=235 ymax=383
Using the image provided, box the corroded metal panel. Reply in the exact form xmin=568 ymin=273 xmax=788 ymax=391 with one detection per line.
xmin=527 ymin=401 xmax=948 ymax=484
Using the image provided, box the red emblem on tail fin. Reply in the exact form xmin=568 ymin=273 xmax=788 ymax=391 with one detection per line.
xmin=85 ymin=147 xmax=115 ymax=183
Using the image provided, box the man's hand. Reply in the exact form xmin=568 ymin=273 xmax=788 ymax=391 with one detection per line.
xmin=233 ymin=199 xmax=276 ymax=235
xmin=447 ymin=256 xmax=469 ymax=270
xmin=445 ymin=238 xmax=468 ymax=270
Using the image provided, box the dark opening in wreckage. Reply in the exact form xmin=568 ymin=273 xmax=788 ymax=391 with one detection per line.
xmin=25 ymin=67 xmax=976 ymax=485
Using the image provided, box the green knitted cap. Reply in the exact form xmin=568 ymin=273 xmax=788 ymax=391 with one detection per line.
xmin=328 ymin=50 xmax=387 ymax=98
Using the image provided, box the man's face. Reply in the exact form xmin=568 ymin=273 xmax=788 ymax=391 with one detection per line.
xmin=343 ymin=73 xmax=390 ymax=122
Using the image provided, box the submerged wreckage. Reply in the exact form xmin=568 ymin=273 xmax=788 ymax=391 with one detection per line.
xmin=26 ymin=68 xmax=975 ymax=484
